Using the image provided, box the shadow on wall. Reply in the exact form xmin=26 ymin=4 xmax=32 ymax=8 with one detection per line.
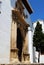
xmin=10 ymin=0 xmax=17 ymax=8
xmin=17 ymin=28 xmax=23 ymax=61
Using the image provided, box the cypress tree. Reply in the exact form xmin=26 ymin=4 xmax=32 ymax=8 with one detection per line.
xmin=33 ymin=21 xmax=44 ymax=62
xmin=33 ymin=21 xmax=42 ymax=51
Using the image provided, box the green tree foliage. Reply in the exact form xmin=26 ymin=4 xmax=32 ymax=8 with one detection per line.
xmin=33 ymin=21 xmax=44 ymax=62
xmin=33 ymin=22 xmax=42 ymax=51
xmin=40 ymin=33 xmax=44 ymax=53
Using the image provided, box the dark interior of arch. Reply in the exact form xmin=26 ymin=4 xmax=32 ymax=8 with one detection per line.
xmin=17 ymin=28 xmax=23 ymax=61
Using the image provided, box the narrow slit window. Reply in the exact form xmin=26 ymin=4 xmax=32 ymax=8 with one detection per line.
xmin=0 ymin=1 xmax=2 ymax=14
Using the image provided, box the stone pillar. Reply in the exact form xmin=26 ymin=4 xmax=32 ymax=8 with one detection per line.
xmin=23 ymin=32 xmax=28 ymax=53
xmin=28 ymin=27 xmax=33 ymax=63
xmin=22 ymin=31 xmax=30 ymax=63
xmin=10 ymin=20 xmax=19 ymax=63
xmin=11 ymin=20 xmax=17 ymax=48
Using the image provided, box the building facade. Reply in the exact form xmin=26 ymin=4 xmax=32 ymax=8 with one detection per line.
xmin=0 ymin=0 xmax=33 ymax=64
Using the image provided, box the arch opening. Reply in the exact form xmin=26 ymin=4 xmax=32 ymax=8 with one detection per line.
xmin=17 ymin=28 xmax=23 ymax=61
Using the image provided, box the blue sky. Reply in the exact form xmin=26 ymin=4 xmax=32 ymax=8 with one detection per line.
xmin=28 ymin=0 xmax=44 ymax=22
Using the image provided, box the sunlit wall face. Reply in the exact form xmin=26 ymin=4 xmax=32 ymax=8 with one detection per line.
xmin=0 ymin=0 xmax=11 ymax=63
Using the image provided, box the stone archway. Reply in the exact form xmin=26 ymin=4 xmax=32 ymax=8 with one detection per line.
xmin=17 ymin=28 xmax=23 ymax=61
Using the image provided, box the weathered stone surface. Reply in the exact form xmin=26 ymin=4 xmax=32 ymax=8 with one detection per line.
xmin=10 ymin=12 xmax=30 ymax=63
